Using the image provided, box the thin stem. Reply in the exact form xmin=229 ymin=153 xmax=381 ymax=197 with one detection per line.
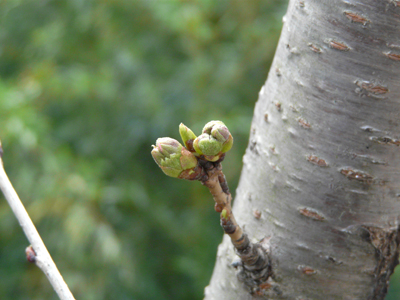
xmin=201 ymin=163 xmax=269 ymax=276
xmin=0 ymin=153 xmax=75 ymax=300
xmin=202 ymin=169 xmax=243 ymax=242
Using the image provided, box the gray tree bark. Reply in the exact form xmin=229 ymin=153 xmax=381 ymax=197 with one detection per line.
xmin=204 ymin=0 xmax=400 ymax=299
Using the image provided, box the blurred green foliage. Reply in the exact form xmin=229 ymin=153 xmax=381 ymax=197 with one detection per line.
xmin=1 ymin=1 xmax=399 ymax=299
xmin=0 ymin=0 xmax=287 ymax=299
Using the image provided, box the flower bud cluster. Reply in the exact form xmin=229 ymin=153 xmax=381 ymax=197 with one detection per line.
xmin=151 ymin=121 xmax=233 ymax=179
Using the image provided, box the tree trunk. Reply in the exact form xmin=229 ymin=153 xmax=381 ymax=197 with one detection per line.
xmin=204 ymin=0 xmax=400 ymax=299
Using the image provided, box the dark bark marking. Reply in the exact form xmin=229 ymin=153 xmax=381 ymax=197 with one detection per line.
xmin=298 ymin=207 xmax=325 ymax=221
xmin=355 ymin=80 xmax=389 ymax=95
xmin=264 ymin=113 xmax=269 ymax=122
xmin=328 ymin=40 xmax=350 ymax=51
xmin=324 ymin=255 xmax=343 ymax=265
xmin=344 ymin=11 xmax=370 ymax=25
xmin=307 ymin=155 xmax=328 ymax=167
xmin=298 ymin=118 xmax=311 ymax=129
xmin=340 ymin=167 xmax=373 ymax=183
xmin=360 ymin=125 xmax=381 ymax=132
xmin=384 ymin=52 xmax=400 ymax=61
xmin=370 ymin=136 xmax=400 ymax=146
xmin=298 ymin=265 xmax=317 ymax=275
xmin=253 ymin=209 xmax=261 ymax=219
xmin=249 ymin=127 xmax=259 ymax=155
xmin=308 ymin=43 xmax=322 ymax=53
xmin=249 ymin=139 xmax=259 ymax=155
xmin=362 ymin=226 xmax=400 ymax=300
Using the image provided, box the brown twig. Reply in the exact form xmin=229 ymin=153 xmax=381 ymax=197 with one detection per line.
xmin=200 ymin=161 xmax=270 ymax=284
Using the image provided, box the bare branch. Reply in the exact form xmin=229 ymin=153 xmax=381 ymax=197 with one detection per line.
xmin=0 ymin=144 xmax=75 ymax=300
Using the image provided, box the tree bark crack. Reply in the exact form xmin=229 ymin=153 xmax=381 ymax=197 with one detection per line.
xmin=363 ymin=225 xmax=400 ymax=300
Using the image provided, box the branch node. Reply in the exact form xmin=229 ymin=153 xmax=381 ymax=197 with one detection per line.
xmin=25 ymin=245 xmax=37 ymax=263
xmin=234 ymin=240 xmax=273 ymax=295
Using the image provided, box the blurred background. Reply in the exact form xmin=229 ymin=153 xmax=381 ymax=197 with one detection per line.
xmin=0 ymin=0 xmax=399 ymax=299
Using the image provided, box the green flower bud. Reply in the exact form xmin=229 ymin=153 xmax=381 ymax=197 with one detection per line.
xmin=151 ymin=137 xmax=199 ymax=178
xmin=192 ymin=120 xmax=233 ymax=161
xmin=179 ymin=123 xmax=197 ymax=153
xmin=193 ymin=133 xmax=222 ymax=158
xmin=202 ymin=120 xmax=233 ymax=153
xmin=154 ymin=137 xmax=182 ymax=156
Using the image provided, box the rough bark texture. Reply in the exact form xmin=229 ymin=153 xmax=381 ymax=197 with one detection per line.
xmin=204 ymin=0 xmax=400 ymax=299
